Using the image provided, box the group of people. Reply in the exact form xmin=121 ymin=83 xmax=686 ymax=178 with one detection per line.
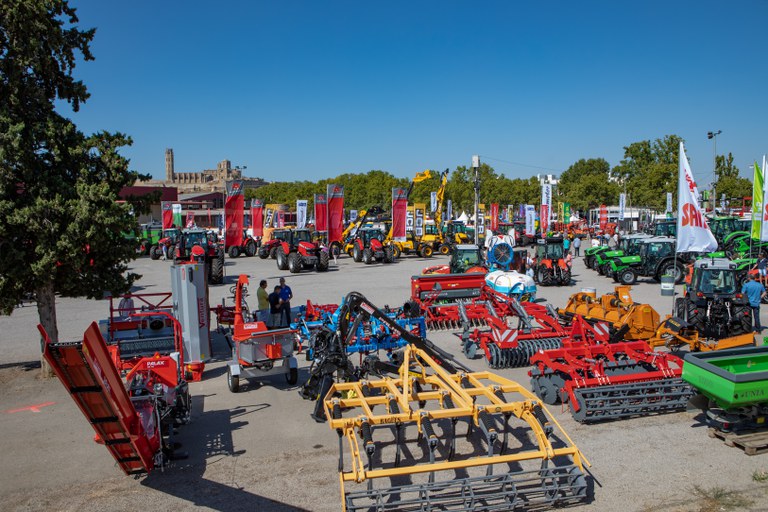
xmin=255 ymin=277 xmax=294 ymax=328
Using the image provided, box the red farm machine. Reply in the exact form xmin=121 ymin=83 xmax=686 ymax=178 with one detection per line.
xmin=275 ymin=228 xmax=330 ymax=273
xmin=227 ymin=229 xmax=258 ymax=258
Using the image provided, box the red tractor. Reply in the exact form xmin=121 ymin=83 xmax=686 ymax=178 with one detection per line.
xmin=228 ymin=229 xmax=258 ymax=258
xmin=532 ymin=237 xmax=571 ymax=286
xmin=258 ymin=228 xmax=291 ymax=259
xmin=276 ymin=228 xmax=330 ymax=273
xmin=174 ymin=229 xmax=225 ymax=284
xmin=351 ymin=227 xmax=394 ymax=264
xmin=149 ymin=228 xmax=180 ymax=260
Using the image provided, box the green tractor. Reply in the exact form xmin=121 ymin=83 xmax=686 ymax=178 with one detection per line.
xmin=645 ymin=219 xmax=677 ymax=237
xmin=608 ymin=237 xmax=689 ymax=285
xmin=136 ymin=222 xmax=163 ymax=256
xmin=593 ymin=233 xmax=650 ymax=276
xmin=583 ymin=242 xmax=612 ymax=271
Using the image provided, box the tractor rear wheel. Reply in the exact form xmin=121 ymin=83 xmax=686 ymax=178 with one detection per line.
xmin=316 ymin=251 xmax=330 ymax=271
xmin=228 ymin=245 xmax=240 ymax=258
xmin=353 ymin=245 xmax=362 ymax=262
xmin=661 ymin=260 xmax=685 ymax=284
xmin=733 ymin=305 xmax=753 ymax=334
xmin=150 ymin=245 xmax=162 ymax=260
xmin=439 ymin=244 xmax=451 ymax=255
xmin=245 ymin=240 xmax=257 ymax=257
xmin=288 ymin=252 xmax=302 ymax=273
xmin=277 ymin=248 xmax=289 ymax=270
xmin=269 ymin=246 xmax=279 ymax=259
xmin=383 ymin=246 xmax=394 ymax=263
xmin=362 ymin=248 xmax=374 ymax=264
xmin=210 ymin=255 xmax=224 ymax=285
xmin=686 ymin=300 xmax=705 ymax=334
xmin=560 ymin=269 xmax=571 ymax=285
xmin=420 ymin=246 xmax=434 ymax=258
xmin=618 ymin=268 xmax=636 ymax=285
xmin=674 ymin=297 xmax=685 ymax=319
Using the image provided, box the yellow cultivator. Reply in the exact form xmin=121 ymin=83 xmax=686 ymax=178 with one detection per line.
xmin=323 ymin=343 xmax=590 ymax=512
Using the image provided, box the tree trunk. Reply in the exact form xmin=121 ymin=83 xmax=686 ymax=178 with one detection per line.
xmin=36 ymin=281 xmax=57 ymax=378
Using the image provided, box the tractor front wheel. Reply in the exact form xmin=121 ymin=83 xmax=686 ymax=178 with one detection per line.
xmin=316 ymin=251 xmax=330 ymax=271
xmin=269 ymin=246 xmax=279 ymax=259
xmin=618 ymin=268 xmax=636 ymax=285
xmin=277 ymin=248 xmax=289 ymax=270
xmin=245 ymin=240 xmax=257 ymax=257
xmin=210 ymin=254 xmax=224 ymax=285
xmin=288 ymin=252 xmax=302 ymax=273
xmin=420 ymin=246 xmax=434 ymax=258
xmin=383 ymin=246 xmax=395 ymax=263
xmin=353 ymin=245 xmax=363 ymax=262
xmin=150 ymin=245 xmax=162 ymax=260
xmin=228 ymin=245 xmax=240 ymax=258
xmin=362 ymin=248 xmax=374 ymax=264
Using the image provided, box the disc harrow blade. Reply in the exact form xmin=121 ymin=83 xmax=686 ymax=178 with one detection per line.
xmin=491 ymin=337 xmax=565 ymax=368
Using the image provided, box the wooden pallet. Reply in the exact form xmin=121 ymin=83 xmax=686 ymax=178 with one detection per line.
xmin=708 ymin=428 xmax=768 ymax=456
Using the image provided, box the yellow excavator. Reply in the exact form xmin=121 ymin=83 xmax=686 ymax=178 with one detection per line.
xmin=383 ymin=170 xmax=437 ymax=258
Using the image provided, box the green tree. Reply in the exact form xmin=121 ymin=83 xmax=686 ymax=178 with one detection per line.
xmin=0 ymin=1 xmax=150 ymax=370
xmin=714 ymin=153 xmax=752 ymax=204
xmin=558 ymin=158 xmax=619 ymax=211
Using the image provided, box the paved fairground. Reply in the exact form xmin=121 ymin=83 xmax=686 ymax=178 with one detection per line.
xmin=1 ymin=250 xmax=767 ymax=512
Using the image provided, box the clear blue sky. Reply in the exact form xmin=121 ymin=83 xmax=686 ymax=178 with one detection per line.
xmin=67 ymin=1 xmax=767 ymax=186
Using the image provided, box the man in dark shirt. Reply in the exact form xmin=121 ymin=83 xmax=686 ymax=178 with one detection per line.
xmin=741 ymin=274 xmax=767 ymax=332
xmin=268 ymin=285 xmax=283 ymax=328
xmin=279 ymin=277 xmax=293 ymax=327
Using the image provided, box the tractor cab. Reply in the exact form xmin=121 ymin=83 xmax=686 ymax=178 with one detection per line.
xmin=351 ymin=228 xmax=393 ymax=264
xmin=535 ymin=238 xmax=564 ymax=261
xmin=533 ymin=238 xmax=570 ymax=286
xmin=647 ymin=220 xmax=677 ymax=237
xmin=176 ymin=229 xmax=213 ymax=260
xmin=637 ymin=238 xmax=674 ymax=272
xmin=449 ymin=244 xmax=485 ymax=273
xmin=691 ymin=261 xmax=738 ymax=296
xmin=160 ymin=228 xmax=181 ymax=245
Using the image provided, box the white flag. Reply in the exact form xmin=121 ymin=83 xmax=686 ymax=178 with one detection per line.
xmin=676 ymin=142 xmax=717 ymax=252
xmin=666 ymin=192 xmax=673 ymax=213
xmin=761 ymin=155 xmax=768 ymax=242
xmin=525 ymin=205 xmax=536 ymax=236
xmin=618 ymin=193 xmax=626 ymax=221
xmin=296 ymin=200 xmax=308 ymax=229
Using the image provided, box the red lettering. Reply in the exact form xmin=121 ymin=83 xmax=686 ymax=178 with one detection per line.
xmin=764 ymin=204 xmax=768 ymax=222
xmin=681 ymin=203 xmax=704 ymax=227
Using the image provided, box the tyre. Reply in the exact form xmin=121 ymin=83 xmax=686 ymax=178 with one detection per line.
xmin=277 ymin=248 xmax=289 ymax=270
xmin=269 ymin=246 xmax=279 ymax=259
xmin=210 ymin=255 xmax=224 ymax=284
xmin=686 ymin=300 xmax=705 ymax=333
xmin=227 ymin=367 xmax=239 ymax=393
xmin=285 ymin=367 xmax=298 ymax=385
xmin=228 ymin=245 xmax=240 ymax=258
xmin=596 ymin=263 xmax=605 ymax=275
xmin=316 ymin=251 xmax=330 ymax=271
xmin=362 ymin=248 xmax=373 ymax=264
xmin=150 ymin=245 xmax=162 ymax=260
xmin=420 ymin=246 xmax=434 ymax=258
xmin=383 ymin=246 xmax=394 ymax=263
xmin=674 ymin=297 xmax=685 ymax=319
xmin=618 ymin=268 xmax=636 ymax=285
xmin=661 ymin=260 xmax=685 ymax=285
xmin=288 ymin=252 xmax=302 ymax=273
xmin=392 ymin=245 xmax=401 ymax=259
xmin=439 ymin=244 xmax=451 ymax=255
xmin=245 ymin=240 xmax=257 ymax=257
xmin=353 ymin=245 xmax=362 ymax=262
xmin=560 ymin=270 xmax=571 ymax=285
xmin=258 ymin=247 xmax=269 ymax=259
xmin=168 ymin=244 xmax=176 ymax=260
xmin=733 ymin=305 xmax=753 ymax=335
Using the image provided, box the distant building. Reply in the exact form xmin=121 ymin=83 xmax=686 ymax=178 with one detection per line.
xmin=537 ymin=173 xmax=559 ymax=186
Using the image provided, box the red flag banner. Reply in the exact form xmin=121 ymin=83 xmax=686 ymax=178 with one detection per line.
xmin=314 ymin=194 xmax=327 ymax=232
xmin=276 ymin=210 xmax=285 ymax=228
xmin=327 ymin=184 xmax=345 ymax=243
xmin=185 ymin=210 xmax=195 ymax=228
xmin=599 ymin=204 xmax=608 ymax=231
xmin=392 ymin=188 xmax=408 ymax=242
xmin=251 ymin=199 xmax=264 ymax=237
xmin=490 ymin=203 xmax=499 ymax=232
xmin=162 ymin=202 xmax=173 ymax=229
xmin=225 ymin=180 xmax=244 ymax=248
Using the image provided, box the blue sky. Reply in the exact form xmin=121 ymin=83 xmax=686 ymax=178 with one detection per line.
xmin=67 ymin=1 xmax=767 ymax=185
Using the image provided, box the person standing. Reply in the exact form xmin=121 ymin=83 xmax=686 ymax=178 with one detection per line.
xmin=563 ymin=236 xmax=570 ymax=253
xmin=117 ymin=293 xmax=135 ymax=319
xmin=256 ymin=279 xmax=270 ymax=324
xmin=279 ymin=277 xmax=293 ymax=327
xmin=757 ymin=251 xmax=768 ymax=288
xmin=573 ymin=236 xmax=581 ymax=257
xmin=268 ymin=285 xmax=283 ymax=329
xmin=741 ymin=274 xmax=767 ymax=333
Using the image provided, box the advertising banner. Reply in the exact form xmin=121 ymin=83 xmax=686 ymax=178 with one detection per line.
xmin=752 ymin=161 xmax=764 ymax=240
xmin=761 ymin=156 xmax=768 ymax=242
xmin=327 ymin=184 xmax=345 ymax=243
xmin=490 ymin=203 xmax=499 ymax=232
xmin=676 ymin=142 xmax=717 ymax=252
xmin=618 ymin=193 xmax=626 ymax=221
xmin=314 ymin=194 xmax=327 ymax=232
xmin=296 ymin=200 xmax=308 ymax=229
xmin=276 ymin=210 xmax=285 ymax=228
xmin=525 ymin=205 xmax=536 ymax=236
xmin=477 ymin=204 xmax=486 ymax=238
xmin=563 ymin=202 xmax=571 ymax=222
xmin=599 ymin=204 xmax=608 ymax=230
xmin=406 ymin=206 xmax=415 ymax=233
xmin=172 ymin=203 xmax=183 ymax=228
xmin=414 ymin=203 xmax=426 ymax=237
xmin=251 ymin=199 xmax=264 ymax=237
xmin=430 ymin=191 xmax=437 ymax=213
xmin=446 ymin=199 xmax=452 ymax=221
xmin=392 ymin=187 xmax=408 ymax=242
xmin=540 ymin=184 xmax=551 ymax=234
xmin=666 ymin=192 xmax=673 ymax=214
xmin=162 ymin=202 xmax=173 ymax=229
xmin=185 ymin=210 xmax=195 ymax=228
xmin=349 ymin=210 xmax=358 ymax=223
xmin=224 ymin=180 xmax=244 ymax=249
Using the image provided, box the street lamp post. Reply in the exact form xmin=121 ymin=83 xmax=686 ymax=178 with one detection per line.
xmin=707 ymin=130 xmax=721 ymax=213
xmin=472 ymin=155 xmax=480 ymax=245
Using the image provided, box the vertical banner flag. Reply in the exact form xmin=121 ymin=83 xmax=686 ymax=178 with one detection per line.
xmin=618 ymin=193 xmax=626 ymax=221
xmin=162 ymin=202 xmax=173 ymax=229
xmin=349 ymin=210 xmax=358 ymax=223
xmin=251 ymin=199 xmax=264 ymax=237
xmin=430 ymin=191 xmax=437 ymax=213
xmin=327 ymin=184 xmax=345 ymax=243
xmin=761 ymin=156 xmax=768 ymax=241
xmin=446 ymin=199 xmax=452 ymax=221
xmin=264 ymin=208 xmax=274 ymax=230
xmin=540 ymin=184 xmax=551 ymax=235
xmin=276 ymin=210 xmax=285 ymax=228
xmin=752 ymin=160 xmax=764 ymax=240
xmin=477 ymin=204 xmax=486 ymax=238
xmin=677 ymin=142 xmax=717 ymax=252
xmin=563 ymin=203 xmax=571 ymax=223
xmin=666 ymin=192 xmax=673 ymax=213
xmin=185 ymin=210 xmax=195 ymax=228
xmin=525 ymin=205 xmax=536 ymax=236
xmin=392 ymin=187 xmax=408 ymax=242
xmin=490 ymin=203 xmax=499 ymax=232
xmin=406 ymin=206 xmax=415 ymax=233
xmin=414 ymin=203 xmax=425 ymax=237
xmin=314 ymin=194 xmax=327 ymax=232
xmin=296 ymin=200 xmax=308 ymax=229
xmin=599 ymin=204 xmax=608 ymax=230
xmin=172 ymin=204 xmax=183 ymax=228
xmin=224 ymin=180 xmax=244 ymax=249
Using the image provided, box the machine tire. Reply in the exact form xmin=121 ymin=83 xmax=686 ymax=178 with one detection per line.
xmin=661 ymin=260 xmax=685 ymax=285
xmin=227 ymin=367 xmax=240 ymax=393
xmin=228 ymin=245 xmax=240 ymax=258
xmin=258 ymin=247 xmax=269 ymax=259
xmin=590 ymin=258 xmax=600 ymax=271
xmin=316 ymin=251 xmax=330 ymax=271
xmin=353 ymin=245 xmax=363 ymax=262
xmin=686 ymin=300 xmax=705 ymax=333
xmin=733 ymin=305 xmax=753 ymax=335
xmin=285 ymin=367 xmax=298 ymax=385
xmin=383 ymin=246 xmax=395 ymax=263
xmin=560 ymin=269 xmax=571 ymax=285
xmin=269 ymin=246 xmax=279 ymax=259
xmin=288 ymin=252 xmax=302 ymax=273
xmin=392 ymin=245 xmax=401 ymax=259
xmin=210 ymin=255 xmax=224 ymax=284
xmin=150 ymin=245 xmax=162 ymax=260
xmin=674 ymin=297 xmax=685 ymax=319
xmin=618 ymin=268 xmax=636 ymax=285
xmin=439 ymin=244 xmax=451 ymax=255
xmin=245 ymin=240 xmax=257 ymax=257
xmin=421 ymin=246 xmax=434 ymax=258
xmin=362 ymin=248 xmax=374 ymax=264
xmin=277 ymin=248 xmax=289 ymax=270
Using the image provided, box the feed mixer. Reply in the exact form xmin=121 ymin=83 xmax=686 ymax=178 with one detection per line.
xmin=529 ymin=316 xmax=694 ymax=423
xmin=314 ymin=292 xmax=592 ymax=512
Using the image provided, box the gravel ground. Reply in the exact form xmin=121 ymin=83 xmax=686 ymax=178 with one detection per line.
xmin=1 ymin=250 xmax=767 ymax=512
